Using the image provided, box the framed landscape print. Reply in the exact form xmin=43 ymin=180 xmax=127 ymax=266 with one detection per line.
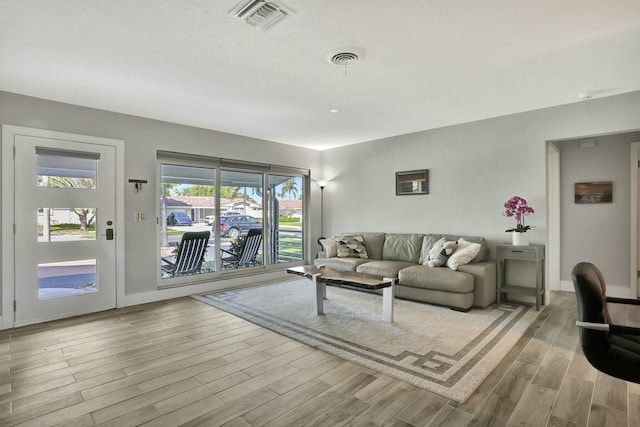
xmin=575 ymin=181 xmax=612 ymax=204
xmin=396 ymin=170 xmax=429 ymax=195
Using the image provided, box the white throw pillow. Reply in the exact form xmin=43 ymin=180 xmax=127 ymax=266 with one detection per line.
xmin=447 ymin=238 xmax=482 ymax=270
xmin=319 ymin=238 xmax=338 ymax=258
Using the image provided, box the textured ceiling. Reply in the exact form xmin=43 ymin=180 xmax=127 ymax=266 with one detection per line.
xmin=1 ymin=0 xmax=640 ymax=150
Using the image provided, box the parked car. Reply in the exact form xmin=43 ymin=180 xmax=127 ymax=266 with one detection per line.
xmin=167 ymin=211 xmax=192 ymax=226
xmin=205 ymin=212 xmax=241 ymax=225
xmin=218 ymin=215 xmax=261 ymax=238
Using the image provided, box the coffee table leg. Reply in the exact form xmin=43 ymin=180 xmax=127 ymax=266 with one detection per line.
xmin=382 ymin=278 xmax=395 ymax=322
xmin=312 ymin=273 xmax=324 ymax=315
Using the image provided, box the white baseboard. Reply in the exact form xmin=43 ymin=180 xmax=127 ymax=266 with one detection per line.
xmin=559 ymin=280 xmax=637 ymax=299
xmin=559 ymin=280 xmax=574 ymax=292
xmin=123 ymin=270 xmax=289 ymax=307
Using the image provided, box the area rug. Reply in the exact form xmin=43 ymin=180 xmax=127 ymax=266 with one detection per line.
xmin=195 ymin=279 xmax=540 ymax=403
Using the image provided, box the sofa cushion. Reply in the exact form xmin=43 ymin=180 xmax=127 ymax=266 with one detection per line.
xmin=447 ymin=238 xmax=482 ymax=270
xmin=382 ymin=234 xmax=423 ymax=263
xmin=443 ymin=235 xmax=488 ymax=262
xmin=342 ymin=232 xmax=385 ymax=260
xmin=356 ymin=260 xmax=416 ymax=278
xmin=314 ymin=257 xmax=370 ymax=272
xmin=399 ymin=265 xmax=474 ymax=294
xmin=336 ymin=235 xmax=368 ymax=258
xmin=426 ymin=238 xmax=457 ymax=267
xmin=319 ymin=238 xmax=338 ymax=258
xmin=419 ymin=234 xmax=445 ymax=265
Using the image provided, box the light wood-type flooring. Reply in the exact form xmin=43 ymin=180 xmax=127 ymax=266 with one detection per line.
xmin=1 ymin=290 xmax=639 ymax=427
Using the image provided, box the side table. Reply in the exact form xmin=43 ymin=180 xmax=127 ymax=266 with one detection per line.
xmin=497 ymin=244 xmax=545 ymax=310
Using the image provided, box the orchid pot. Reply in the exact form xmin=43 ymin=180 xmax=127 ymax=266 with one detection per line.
xmin=503 ymin=196 xmax=534 ymax=246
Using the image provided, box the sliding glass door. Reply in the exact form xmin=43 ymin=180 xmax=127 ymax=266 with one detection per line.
xmin=159 ymin=164 xmax=216 ymax=279
xmin=157 ymin=153 xmax=308 ymax=286
xmin=267 ymin=175 xmax=303 ymax=264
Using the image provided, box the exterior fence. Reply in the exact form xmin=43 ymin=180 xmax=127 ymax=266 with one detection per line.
xmin=275 ymin=229 xmax=303 ymax=263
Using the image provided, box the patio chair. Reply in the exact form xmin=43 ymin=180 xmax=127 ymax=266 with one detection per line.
xmin=571 ymin=262 xmax=640 ymax=383
xmin=221 ymin=228 xmax=262 ymax=269
xmin=162 ymin=231 xmax=210 ymax=277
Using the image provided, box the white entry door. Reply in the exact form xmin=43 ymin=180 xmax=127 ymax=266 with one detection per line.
xmin=13 ymin=134 xmax=117 ymax=325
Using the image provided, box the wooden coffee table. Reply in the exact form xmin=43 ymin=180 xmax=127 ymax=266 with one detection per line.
xmin=286 ymin=265 xmax=397 ymax=322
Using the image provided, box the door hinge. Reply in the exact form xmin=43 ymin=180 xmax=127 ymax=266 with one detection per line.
xmin=13 ymin=223 xmax=16 ymax=235
xmin=13 ymin=146 xmax=16 ymax=159
xmin=13 ymin=301 xmax=16 ymax=312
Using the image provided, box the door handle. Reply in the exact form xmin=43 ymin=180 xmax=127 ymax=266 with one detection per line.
xmin=106 ymin=228 xmax=114 ymax=240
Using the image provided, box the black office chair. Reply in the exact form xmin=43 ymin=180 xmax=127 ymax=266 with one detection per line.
xmin=571 ymin=262 xmax=640 ymax=383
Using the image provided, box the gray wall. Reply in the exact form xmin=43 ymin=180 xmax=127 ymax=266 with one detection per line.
xmin=558 ymin=132 xmax=640 ymax=289
xmin=2 ymin=89 xmax=640 ymax=320
xmin=0 ymin=91 xmax=322 ymax=309
xmin=320 ymin=91 xmax=640 ymax=286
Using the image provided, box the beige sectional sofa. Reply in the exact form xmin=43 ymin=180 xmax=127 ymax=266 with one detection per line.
xmin=314 ymin=232 xmax=496 ymax=311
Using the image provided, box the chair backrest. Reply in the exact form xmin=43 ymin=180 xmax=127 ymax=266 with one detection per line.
xmin=237 ymin=228 xmax=262 ymax=267
xmin=572 ymin=262 xmax=611 ymax=326
xmin=171 ymin=231 xmax=210 ymax=275
xmin=571 ymin=262 xmax=640 ymax=383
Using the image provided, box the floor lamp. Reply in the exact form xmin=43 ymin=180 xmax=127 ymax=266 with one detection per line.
xmin=317 ymin=180 xmax=327 ymax=243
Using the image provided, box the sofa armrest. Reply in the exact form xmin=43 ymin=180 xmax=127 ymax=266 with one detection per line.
xmin=457 ymin=261 xmax=496 ymax=308
xmin=316 ymin=250 xmax=327 ymax=260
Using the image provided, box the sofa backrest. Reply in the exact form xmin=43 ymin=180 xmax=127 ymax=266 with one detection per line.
xmin=418 ymin=234 xmax=489 ymax=264
xmin=382 ymin=234 xmax=423 ymax=263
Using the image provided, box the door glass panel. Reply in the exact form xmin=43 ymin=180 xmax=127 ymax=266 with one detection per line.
xmin=268 ymin=175 xmax=303 ymax=264
xmin=38 ymin=208 xmax=97 ymax=242
xmin=160 ymin=164 xmax=215 ymax=278
xmin=37 ymin=149 xmax=97 ymax=189
xmin=220 ymin=170 xmax=263 ymax=270
xmin=38 ymin=259 xmax=97 ymax=299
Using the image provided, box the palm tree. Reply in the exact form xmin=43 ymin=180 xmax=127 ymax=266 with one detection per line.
xmin=278 ymin=178 xmax=298 ymax=199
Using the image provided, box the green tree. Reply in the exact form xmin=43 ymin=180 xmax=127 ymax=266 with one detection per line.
xmin=180 ymin=185 xmax=215 ymax=196
xmin=47 ymin=177 xmax=95 ymax=231
xmin=278 ymin=178 xmax=299 ymax=199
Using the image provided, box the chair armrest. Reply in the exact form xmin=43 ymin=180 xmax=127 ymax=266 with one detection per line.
xmin=161 ymin=257 xmax=174 ymax=265
xmin=220 ymin=248 xmax=234 ymax=257
xmin=577 ymin=321 xmax=640 ymax=335
xmin=606 ymin=296 xmax=640 ymax=305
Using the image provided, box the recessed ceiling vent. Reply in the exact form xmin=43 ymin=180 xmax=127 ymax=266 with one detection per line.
xmin=230 ymin=0 xmax=294 ymax=30
xmin=327 ymin=48 xmax=364 ymax=74
xmin=330 ymin=52 xmax=360 ymax=66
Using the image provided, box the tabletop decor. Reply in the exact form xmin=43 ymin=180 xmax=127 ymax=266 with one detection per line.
xmin=503 ymin=195 xmax=534 ymax=246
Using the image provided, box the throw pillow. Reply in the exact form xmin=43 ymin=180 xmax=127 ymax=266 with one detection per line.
xmin=447 ymin=238 xmax=482 ymax=270
xmin=319 ymin=238 xmax=338 ymax=258
xmin=336 ymin=235 xmax=369 ymax=258
xmin=426 ymin=238 xmax=457 ymax=267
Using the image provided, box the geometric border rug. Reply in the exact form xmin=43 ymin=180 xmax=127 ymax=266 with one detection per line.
xmin=195 ymin=279 xmax=540 ymax=403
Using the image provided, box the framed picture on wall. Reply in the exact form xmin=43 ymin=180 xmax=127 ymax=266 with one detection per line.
xmin=396 ymin=170 xmax=429 ymax=195
xmin=574 ymin=181 xmax=612 ymax=204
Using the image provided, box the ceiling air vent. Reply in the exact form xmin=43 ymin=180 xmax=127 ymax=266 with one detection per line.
xmin=230 ymin=0 xmax=294 ymax=30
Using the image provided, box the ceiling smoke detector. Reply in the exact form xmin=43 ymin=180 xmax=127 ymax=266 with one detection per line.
xmin=230 ymin=0 xmax=293 ymax=30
